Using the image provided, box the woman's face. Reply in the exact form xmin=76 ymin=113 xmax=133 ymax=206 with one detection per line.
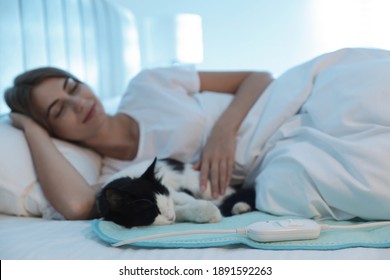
xmin=31 ymin=77 xmax=107 ymax=141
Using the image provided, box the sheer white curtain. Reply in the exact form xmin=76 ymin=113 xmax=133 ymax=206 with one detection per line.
xmin=0 ymin=0 xmax=141 ymax=115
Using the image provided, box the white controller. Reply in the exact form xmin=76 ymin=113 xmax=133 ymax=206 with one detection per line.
xmin=246 ymin=219 xmax=321 ymax=242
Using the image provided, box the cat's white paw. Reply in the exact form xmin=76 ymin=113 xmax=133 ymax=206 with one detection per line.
xmin=174 ymin=200 xmax=222 ymax=223
xmin=193 ymin=201 xmax=222 ymax=223
xmin=231 ymin=202 xmax=251 ymax=215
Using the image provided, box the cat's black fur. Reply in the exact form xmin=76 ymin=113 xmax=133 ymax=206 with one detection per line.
xmin=97 ymin=158 xmax=256 ymax=228
xmin=160 ymin=158 xmax=185 ymax=172
xmin=218 ymin=186 xmax=256 ymax=217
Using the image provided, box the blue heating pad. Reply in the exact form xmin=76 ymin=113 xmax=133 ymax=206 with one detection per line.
xmin=92 ymin=212 xmax=390 ymax=250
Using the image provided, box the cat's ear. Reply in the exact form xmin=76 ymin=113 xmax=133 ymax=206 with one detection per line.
xmin=141 ymin=157 xmax=158 ymax=180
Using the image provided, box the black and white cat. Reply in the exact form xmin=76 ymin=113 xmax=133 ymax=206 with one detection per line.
xmin=97 ymin=158 xmax=255 ymax=228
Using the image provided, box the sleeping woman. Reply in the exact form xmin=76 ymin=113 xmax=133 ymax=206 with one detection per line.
xmin=4 ymin=65 xmax=273 ymax=220
xmin=5 ymin=47 xmax=390 ymax=222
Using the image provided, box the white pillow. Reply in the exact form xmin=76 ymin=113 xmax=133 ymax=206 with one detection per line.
xmin=0 ymin=118 xmax=102 ymax=219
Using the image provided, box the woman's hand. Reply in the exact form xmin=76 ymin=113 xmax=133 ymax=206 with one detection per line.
xmin=195 ymin=71 xmax=273 ymax=198
xmin=194 ymin=121 xmax=236 ymax=199
xmin=9 ymin=112 xmax=48 ymax=135
xmin=9 ymin=112 xmax=36 ymax=129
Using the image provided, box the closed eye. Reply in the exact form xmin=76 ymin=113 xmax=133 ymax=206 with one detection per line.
xmin=64 ymin=77 xmax=80 ymax=95
xmin=47 ymin=99 xmax=64 ymax=119
xmin=69 ymin=81 xmax=80 ymax=95
xmin=54 ymin=104 xmax=64 ymax=118
xmin=51 ymin=80 xmax=80 ymax=119
xmin=127 ymin=198 xmax=154 ymax=205
xmin=128 ymin=199 xmax=160 ymax=214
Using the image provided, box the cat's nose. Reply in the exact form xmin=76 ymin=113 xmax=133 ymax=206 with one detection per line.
xmin=167 ymin=213 xmax=176 ymax=222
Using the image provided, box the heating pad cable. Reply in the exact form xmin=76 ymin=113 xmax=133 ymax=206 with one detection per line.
xmin=112 ymin=219 xmax=390 ymax=247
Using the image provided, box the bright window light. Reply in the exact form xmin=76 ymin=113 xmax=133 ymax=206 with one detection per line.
xmin=312 ymin=0 xmax=390 ymax=52
xmin=144 ymin=14 xmax=203 ymax=67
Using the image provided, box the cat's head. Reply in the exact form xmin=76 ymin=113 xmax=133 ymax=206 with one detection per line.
xmin=97 ymin=158 xmax=176 ymax=228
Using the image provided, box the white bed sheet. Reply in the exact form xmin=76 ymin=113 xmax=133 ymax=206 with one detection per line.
xmin=1 ymin=214 xmax=389 ymax=260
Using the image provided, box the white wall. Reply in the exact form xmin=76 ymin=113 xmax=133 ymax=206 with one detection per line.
xmin=113 ymin=0 xmax=390 ymax=77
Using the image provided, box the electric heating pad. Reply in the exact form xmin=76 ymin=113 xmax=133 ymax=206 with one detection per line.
xmin=93 ymin=212 xmax=390 ymax=250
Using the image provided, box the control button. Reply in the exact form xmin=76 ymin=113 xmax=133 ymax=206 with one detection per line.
xmin=278 ymin=219 xmax=304 ymax=227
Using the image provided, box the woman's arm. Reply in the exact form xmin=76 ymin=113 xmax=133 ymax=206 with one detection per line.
xmin=195 ymin=71 xmax=274 ymax=198
xmin=10 ymin=113 xmax=99 ymax=220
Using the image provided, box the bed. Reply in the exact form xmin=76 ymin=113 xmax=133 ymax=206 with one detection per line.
xmin=1 ymin=0 xmax=390 ymax=260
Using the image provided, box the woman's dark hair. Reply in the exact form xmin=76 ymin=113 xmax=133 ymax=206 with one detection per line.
xmin=4 ymin=67 xmax=80 ymax=128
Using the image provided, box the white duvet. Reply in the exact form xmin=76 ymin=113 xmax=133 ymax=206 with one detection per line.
xmin=244 ymin=48 xmax=390 ymax=221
